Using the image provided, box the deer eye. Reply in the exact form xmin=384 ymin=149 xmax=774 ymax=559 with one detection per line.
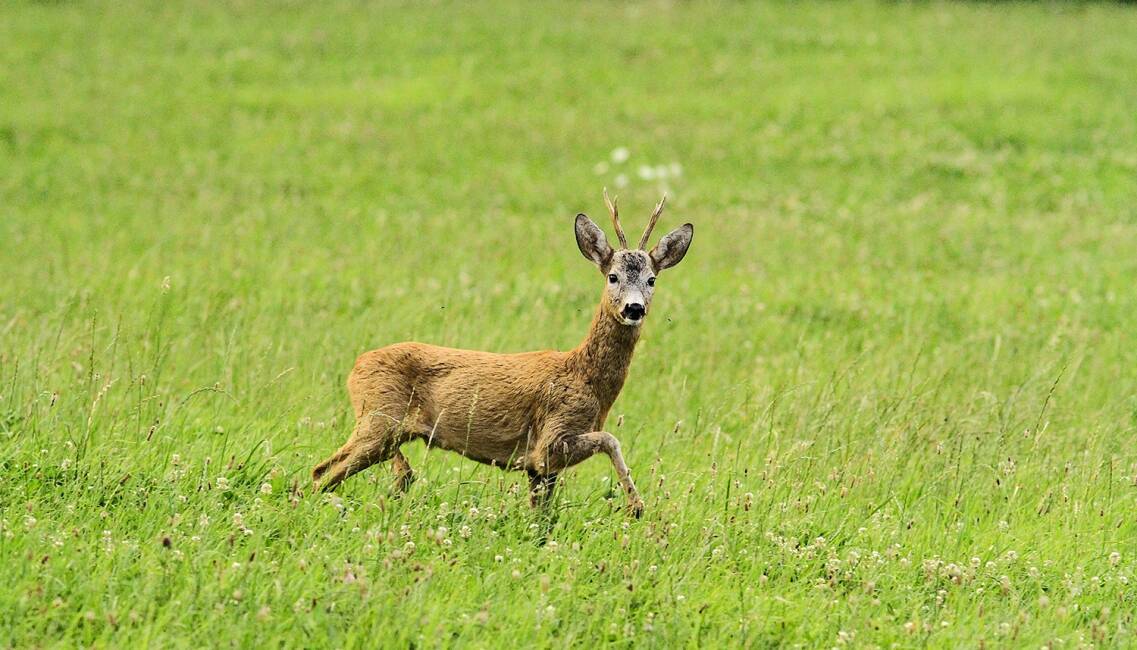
xmin=607 ymin=274 xmax=618 ymax=284
xmin=647 ymin=277 xmax=656 ymax=286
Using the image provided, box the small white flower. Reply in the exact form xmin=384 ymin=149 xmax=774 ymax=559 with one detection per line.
xmin=259 ymin=483 xmax=273 ymax=495
xmin=610 ymin=147 xmax=630 ymax=163
xmin=216 ymin=477 xmax=230 ymax=491
xmin=614 ymin=174 xmax=629 ymax=189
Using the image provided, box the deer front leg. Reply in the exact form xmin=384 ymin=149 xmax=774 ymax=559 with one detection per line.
xmin=527 ymin=470 xmax=559 ymax=508
xmin=536 ymin=431 xmax=644 ymax=518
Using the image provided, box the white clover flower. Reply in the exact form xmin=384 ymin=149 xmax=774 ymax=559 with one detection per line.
xmin=610 ymin=147 xmax=630 ymax=163
xmin=216 ymin=477 xmax=230 ymax=491
xmin=260 ymin=482 xmax=273 ymax=495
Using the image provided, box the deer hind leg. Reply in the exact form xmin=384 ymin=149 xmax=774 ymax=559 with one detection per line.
xmin=391 ymin=450 xmax=415 ymax=493
xmin=313 ymin=408 xmax=412 ymax=493
xmin=535 ymin=431 xmax=644 ymax=518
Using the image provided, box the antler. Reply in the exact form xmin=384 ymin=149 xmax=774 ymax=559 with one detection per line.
xmin=603 ymin=188 xmax=629 ymax=249
xmin=638 ymin=194 xmax=667 ymax=250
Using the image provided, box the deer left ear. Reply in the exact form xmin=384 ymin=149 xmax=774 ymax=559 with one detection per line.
xmin=649 ymin=223 xmax=693 ymax=271
xmin=575 ymin=214 xmax=613 ymax=269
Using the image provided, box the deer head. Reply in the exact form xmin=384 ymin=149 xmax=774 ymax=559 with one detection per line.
xmin=575 ymin=190 xmax=694 ymax=327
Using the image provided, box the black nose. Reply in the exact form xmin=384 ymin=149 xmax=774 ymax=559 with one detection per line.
xmin=624 ymin=303 xmax=645 ymax=320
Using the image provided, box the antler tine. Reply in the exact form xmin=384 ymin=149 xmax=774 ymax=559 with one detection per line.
xmin=638 ymin=194 xmax=667 ymax=250
xmin=603 ymin=188 xmax=629 ymax=249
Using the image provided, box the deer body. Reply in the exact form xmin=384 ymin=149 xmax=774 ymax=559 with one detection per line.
xmin=312 ymin=194 xmax=692 ymax=516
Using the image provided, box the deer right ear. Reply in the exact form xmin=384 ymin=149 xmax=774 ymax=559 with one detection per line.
xmin=649 ymin=223 xmax=694 ymax=271
xmin=575 ymin=214 xmax=613 ymax=269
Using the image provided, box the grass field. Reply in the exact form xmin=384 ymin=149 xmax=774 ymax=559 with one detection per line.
xmin=3 ymin=1 xmax=1137 ymax=646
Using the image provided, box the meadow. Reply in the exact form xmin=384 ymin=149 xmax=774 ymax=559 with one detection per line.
xmin=3 ymin=1 xmax=1137 ymax=646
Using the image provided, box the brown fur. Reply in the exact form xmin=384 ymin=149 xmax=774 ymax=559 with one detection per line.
xmin=312 ymin=198 xmax=693 ymax=517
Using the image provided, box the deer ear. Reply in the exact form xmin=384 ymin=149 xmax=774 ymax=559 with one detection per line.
xmin=649 ymin=223 xmax=694 ymax=271
xmin=575 ymin=214 xmax=613 ymax=269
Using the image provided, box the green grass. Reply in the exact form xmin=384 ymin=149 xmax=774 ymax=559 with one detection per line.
xmin=3 ymin=0 xmax=1137 ymax=646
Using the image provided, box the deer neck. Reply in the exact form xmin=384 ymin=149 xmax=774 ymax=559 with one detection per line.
xmin=570 ymin=302 xmax=641 ymax=406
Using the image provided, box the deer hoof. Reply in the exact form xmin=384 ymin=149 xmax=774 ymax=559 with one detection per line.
xmin=628 ymin=498 xmax=645 ymax=519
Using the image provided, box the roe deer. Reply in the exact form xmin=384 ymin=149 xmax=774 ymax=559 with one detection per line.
xmin=312 ymin=192 xmax=693 ymax=517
